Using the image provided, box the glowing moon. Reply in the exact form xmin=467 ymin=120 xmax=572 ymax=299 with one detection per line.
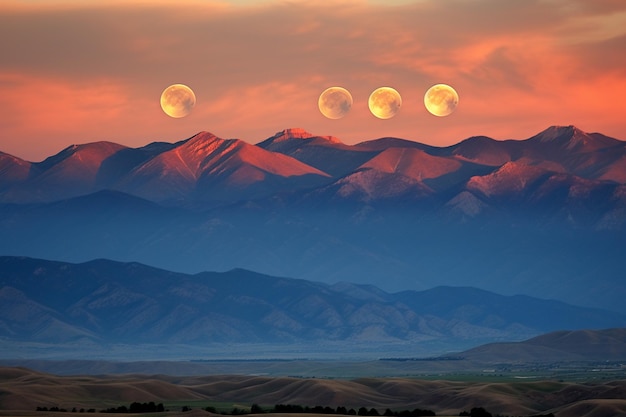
xmin=318 ymin=87 xmax=353 ymax=119
xmin=368 ymin=87 xmax=402 ymax=119
xmin=424 ymin=84 xmax=459 ymax=117
xmin=160 ymin=84 xmax=196 ymax=118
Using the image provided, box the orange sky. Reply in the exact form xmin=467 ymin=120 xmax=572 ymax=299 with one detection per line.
xmin=1 ymin=0 xmax=625 ymax=161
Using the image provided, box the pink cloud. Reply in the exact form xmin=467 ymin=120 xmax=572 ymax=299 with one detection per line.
xmin=0 ymin=0 xmax=624 ymax=160
xmin=0 ymin=73 xmax=134 ymax=159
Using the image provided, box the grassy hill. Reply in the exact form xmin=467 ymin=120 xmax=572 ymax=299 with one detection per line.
xmin=2 ymin=367 xmax=626 ymax=417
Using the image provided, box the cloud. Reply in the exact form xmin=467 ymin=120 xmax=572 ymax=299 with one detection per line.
xmin=0 ymin=0 xmax=625 ymax=160
xmin=0 ymin=72 xmax=135 ymax=159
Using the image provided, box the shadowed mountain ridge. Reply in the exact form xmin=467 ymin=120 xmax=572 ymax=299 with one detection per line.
xmin=1 ymin=256 xmax=624 ymax=358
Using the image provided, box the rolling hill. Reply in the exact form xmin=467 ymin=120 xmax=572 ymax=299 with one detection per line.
xmin=457 ymin=328 xmax=626 ymax=363
xmin=2 ymin=365 xmax=626 ymax=416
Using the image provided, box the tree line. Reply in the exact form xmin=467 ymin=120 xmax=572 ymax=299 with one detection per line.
xmin=228 ymin=403 xmax=436 ymax=416
xmin=101 ymin=401 xmax=165 ymax=413
xmin=36 ymin=402 xmax=555 ymax=417
xmin=36 ymin=407 xmax=96 ymax=413
xmin=36 ymin=401 xmax=165 ymax=413
xmin=458 ymin=408 xmax=554 ymax=417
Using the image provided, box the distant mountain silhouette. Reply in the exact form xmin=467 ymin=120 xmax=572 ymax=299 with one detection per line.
xmin=457 ymin=328 xmax=626 ymax=362
xmin=1 ymin=256 xmax=623 ymax=358
xmin=0 ymin=126 xmax=624 ymax=315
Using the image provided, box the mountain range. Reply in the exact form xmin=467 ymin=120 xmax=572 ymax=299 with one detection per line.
xmin=0 ymin=125 xmax=624 ymax=314
xmin=1 ymin=256 xmax=624 ymax=359
xmin=2 ymin=125 xmax=625 ymax=210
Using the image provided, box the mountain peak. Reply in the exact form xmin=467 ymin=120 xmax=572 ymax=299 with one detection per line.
xmin=277 ymin=127 xmax=315 ymax=139
xmin=66 ymin=141 xmax=127 ymax=154
xmin=0 ymin=152 xmax=32 ymax=186
xmin=185 ymin=131 xmax=225 ymax=145
xmin=540 ymin=125 xmax=577 ymax=137
xmin=528 ymin=125 xmax=619 ymax=151
xmin=533 ymin=125 xmax=581 ymax=142
xmin=266 ymin=128 xmax=342 ymax=144
xmin=36 ymin=141 xmax=127 ymax=171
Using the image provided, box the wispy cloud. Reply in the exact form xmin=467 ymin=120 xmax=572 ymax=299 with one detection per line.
xmin=1 ymin=0 xmax=625 ymax=160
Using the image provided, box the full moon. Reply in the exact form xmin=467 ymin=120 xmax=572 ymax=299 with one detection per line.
xmin=424 ymin=84 xmax=459 ymax=117
xmin=318 ymin=87 xmax=353 ymax=119
xmin=160 ymin=84 xmax=196 ymax=118
xmin=368 ymin=87 xmax=402 ymax=119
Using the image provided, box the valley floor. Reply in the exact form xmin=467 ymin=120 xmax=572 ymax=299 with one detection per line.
xmin=2 ymin=366 xmax=626 ymax=417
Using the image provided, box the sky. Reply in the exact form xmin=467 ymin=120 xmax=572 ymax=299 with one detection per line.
xmin=1 ymin=0 xmax=625 ymax=161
